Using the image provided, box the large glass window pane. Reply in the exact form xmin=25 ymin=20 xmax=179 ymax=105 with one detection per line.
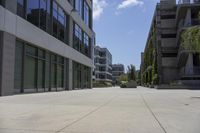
xmin=26 ymin=45 xmax=37 ymax=56
xmin=84 ymin=33 xmax=89 ymax=56
xmin=38 ymin=49 xmax=45 ymax=59
xmin=24 ymin=56 xmax=36 ymax=89
xmin=57 ymin=64 xmax=63 ymax=87
xmin=27 ymin=0 xmax=40 ymax=27
xmin=38 ymin=60 xmax=45 ymax=88
xmin=58 ymin=8 xmax=65 ymax=25
xmin=40 ymin=0 xmax=47 ymax=31
xmin=73 ymin=24 xmax=82 ymax=51
xmin=75 ymin=0 xmax=83 ymax=17
xmin=46 ymin=0 xmax=51 ymax=33
xmin=51 ymin=54 xmax=57 ymax=88
xmin=17 ymin=0 xmax=24 ymax=17
xmin=45 ymin=53 xmax=50 ymax=89
xmin=53 ymin=1 xmax=58 ymax=37
xmin=14 ymin=41 xmax=23 ymax=91
xmin=51 ymin=63 xmax=56 ymax=88
xmin=57 ymin=7 xmax=67 ymax=42
xmin=84 ymin=2 xmax=89 ymax=26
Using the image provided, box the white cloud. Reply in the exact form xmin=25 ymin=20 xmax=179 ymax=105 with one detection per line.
xmin=117 ymin=0 xmax=144 ymax=9
xmin=93 ymin=0 xmax=107 ymax=20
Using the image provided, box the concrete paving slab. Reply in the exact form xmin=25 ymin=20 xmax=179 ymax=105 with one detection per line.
xmin=0 ymin=87 xmax=200 ymax=133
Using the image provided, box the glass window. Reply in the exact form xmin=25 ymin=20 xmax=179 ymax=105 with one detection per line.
xmin=17 ymin=0 xmax=24 ymax=17
xmin=84 ymin=33 xmax=90 ymax=57
xmin=51 ymin=61 xmax=56 ymax=88
xmin=27 ymin=0 xmax=40 ymax=27
xmin=53 ymin=1 xmax=67 ymax=43
xmin=14 ymin=41 xmax=23 ymax=91
xmin=75 ymin=0 xmax=83 ymax=17
xmin=45 ymin=52 xmax=50 ymax=89
xmin=46 ymin=0 xmax=51 ymax=33
xmin=38 ymin=59 xmax=45 ymax=88
xmin=57 ymin=64 xmax=63 ymax=87
xmin=40 ymin=0 xmax=47 ymax=30
xmin=53 ymin=1 xmax=58 ymax=37
xmin=74 ymin=23 xmax=82 ymax=51
xmin=58 ymin=7 xmax=65 ymax=25
xmin=26 ymin=0 xmax=50 ymax=32
xmin=24 ymin=56 xmax=37 ymax=89
xmin=84 ymin=1 xmax=89 ymax=26
xmin=26 ymin=45 xmax=37 ymax=56
xmin=38 ymin=49 xmax=45 ymax=59
xmin=58 ymin=7 xmax=66 ymax=41
xmin=14 ymin=41 xmax=68 ymax=92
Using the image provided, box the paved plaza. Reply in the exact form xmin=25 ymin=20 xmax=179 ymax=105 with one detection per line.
xmin=0 ymin=87 xmax=200 ymax=133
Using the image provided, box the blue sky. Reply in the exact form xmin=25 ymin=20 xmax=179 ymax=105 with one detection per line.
xmin=93 ymin=0 xmax=160 ymax=70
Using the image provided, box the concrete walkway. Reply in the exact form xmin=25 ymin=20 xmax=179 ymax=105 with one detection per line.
xmin=0 ymin=87 xmax=200 ymax=133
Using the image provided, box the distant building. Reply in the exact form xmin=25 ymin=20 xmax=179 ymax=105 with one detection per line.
xmin=94 ymin=46 xmax=112 ymax=83
xmin=141 ymin=0 xmax=200 ymax=88
xmin=112 ymin=64 xmax=125 ymax=83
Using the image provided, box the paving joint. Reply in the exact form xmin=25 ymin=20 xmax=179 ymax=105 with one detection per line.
xmin=139 ymin=90 xmax=167 ymax=133
xmin=55 ymin=94 xmax=119 ymax=133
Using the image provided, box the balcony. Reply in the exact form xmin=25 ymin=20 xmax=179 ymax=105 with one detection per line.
xmin=178 ymin=18 xmax=200 ymax=30
xmin=180 ymin=66 xmax=200 ymax=77
xmin=176 ymin=18 xmax=200 ymax=48
xmin=177 ymin=47 xmax=190 ymax=66
xmin=178 ymin=0 xmax=200 ymax=4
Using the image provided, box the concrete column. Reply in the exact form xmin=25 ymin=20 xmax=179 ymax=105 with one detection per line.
xmin=63 ymin=58 xmax=67 ymax=90
xmin=68 ymin=59 xmax=73 ymax=90
xmin=68 ymin=16 xmax=74 ymax=47
xmin=90 ymin=68 xmax=93 ymax=88
xmin=186 ymin=53 xmax=194 ymax=75
xmin=184 ymin=8 xmax=191 ymax=26
xmin=0 ymin=31 xmax=16 ymax=96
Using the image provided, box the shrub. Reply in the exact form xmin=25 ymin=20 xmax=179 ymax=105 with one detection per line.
xmin=127 ymin=80 xmax=137 ymax=88
xmin=120 ymin=81 xmax=128 ymax=88
xmin=93 ymin=82 xmax=112 ymax=88
xmin=120 ymin=80 xmax=137 ymax=88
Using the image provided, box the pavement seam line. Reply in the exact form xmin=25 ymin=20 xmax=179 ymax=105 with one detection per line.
xmin=139 ymin=91 xmax=167 ymax=133
xmin=55 ymin=95 xmax=119 ymax=133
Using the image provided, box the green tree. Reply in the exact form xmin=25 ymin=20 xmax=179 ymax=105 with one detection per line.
xmin=127 ymin=65 xmax=136 ymax=81
xmin=181 ymin=26 xmax=200 ymax=51
xmin=118 ymin=74 xmax=128 ymax=82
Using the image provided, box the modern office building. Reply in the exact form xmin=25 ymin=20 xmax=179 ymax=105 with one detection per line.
xmin=141 ymin=0 xmax=200 ymax=88
xmin=112 ymin=64 xmax=125 ymax=83
xmin=94 ymin=46 xmax=112 ymax=83
xmin=0 ymin=0 xmax=95 ymax=96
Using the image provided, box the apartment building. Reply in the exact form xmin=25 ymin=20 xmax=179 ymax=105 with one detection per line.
xmin=94 ymin=46 xmax=112 ymax=83
xmin=0 ymin=0 xmax=95 ymax=96
xmin=112 ymin=64 xmax=125 ymax=83
xmin=141 ymin=0 xmax=200 ymax=88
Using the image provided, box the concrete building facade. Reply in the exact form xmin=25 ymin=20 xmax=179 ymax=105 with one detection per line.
xmin=112 ymin=64 xmax=125 ymax=83
xmin=0 ymin=0 xmax=95 ymax=96
xmin=94 ymin=46 xmax=112 ymax=83
xmin=141 ymin=0 xmax=200 ymax=88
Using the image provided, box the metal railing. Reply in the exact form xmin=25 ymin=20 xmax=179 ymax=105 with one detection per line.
xmin=178 ymin=18 xmax=200 ymax=30
xmin=180 ymin=66 xmax=200 ymax=77
xmin=178 ymin=0 xmax=200 ymax=4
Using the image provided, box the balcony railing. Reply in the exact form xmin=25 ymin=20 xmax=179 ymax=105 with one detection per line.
xmin=178 ymin=0 xmax=200 ymax=4
xmin=180 ymin=66 xmax=200 ymax=77
xmin=178 ymin=18 xmax=200 ymax=30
